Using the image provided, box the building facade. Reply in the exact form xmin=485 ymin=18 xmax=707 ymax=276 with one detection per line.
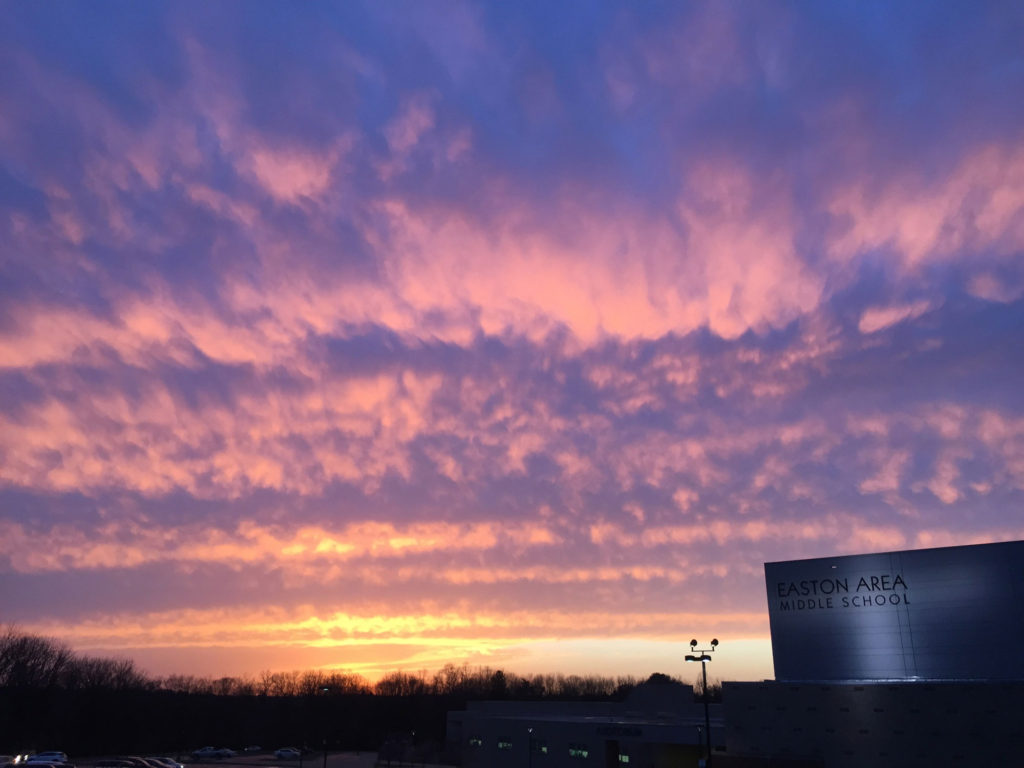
xmin=447 ymin=682 xmax=723 ymax=768
xmin=722 ymin=539 xmax=1024 ymax=767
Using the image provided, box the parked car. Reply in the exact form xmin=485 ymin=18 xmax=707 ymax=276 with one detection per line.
xmin=148 ymin=759 xmax=183 ymax=768
xmin=27 ymin=756 xmax=67 ymax=765
xmin=242 ymin=748 xmax=260 ymax=754
xmin=272 ymin=749 xmax=300 ymax=760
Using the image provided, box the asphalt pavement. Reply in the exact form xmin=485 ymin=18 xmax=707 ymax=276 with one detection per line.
xmin=187 ymin=754 xmax=446 ymax=768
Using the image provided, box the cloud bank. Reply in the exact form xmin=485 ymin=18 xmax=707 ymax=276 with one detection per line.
xmin=2 ymin=1 xmax=1023 ymax=682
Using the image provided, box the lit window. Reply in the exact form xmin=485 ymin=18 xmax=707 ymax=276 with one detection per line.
xmin=468 ymin=737 xmax=482 ymax=748
xmin=498 ymin=739 xmax=513 ymax=751
xmin=569 ymin=743 xmax=590 ymax=759
xmin=618 ymin=756 xmax=630 ymax=764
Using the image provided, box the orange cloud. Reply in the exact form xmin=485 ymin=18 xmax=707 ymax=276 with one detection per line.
xmin=17 ymin=604 xmax=770 ymax=678
xmin=0 ymin=519 xmax=562 ymax=574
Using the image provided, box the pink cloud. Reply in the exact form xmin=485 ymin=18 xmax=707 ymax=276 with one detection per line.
xmin=247 ymin=142 xmax=347 ymax=202
xmin=368 ymin=159 xmax=821 ymax=344
xmin=858 ymin=299 xmax=934 ymax=334
xmin=858 ymin=449 xmax=910 ymax=495
xmin=968 ymin=272 xmax=1024 ymax=303
xmin=828 ymin=144 xmax=1024 ymax=268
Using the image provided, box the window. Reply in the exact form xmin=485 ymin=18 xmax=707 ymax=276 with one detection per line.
xmin=569 ymin=743 xmax=590 ymax=759
xmin=468 ymin=737 xmax=482 ymax=748
xmin=618 ymin=755 xmax=630 ymax=764
xmin=497 ymin=738 xmax=512 ymax=751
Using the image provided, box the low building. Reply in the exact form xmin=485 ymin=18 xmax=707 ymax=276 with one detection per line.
xmin=447 ymin=680 xmax=722 ymax=768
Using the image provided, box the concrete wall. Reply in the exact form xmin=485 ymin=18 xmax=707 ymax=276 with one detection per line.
xmin=723 ymin=680 xmax=1024 ymax=768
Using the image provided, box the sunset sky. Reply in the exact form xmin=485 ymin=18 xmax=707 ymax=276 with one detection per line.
xmin=2 ymin=1 xmax=1023 ymax=685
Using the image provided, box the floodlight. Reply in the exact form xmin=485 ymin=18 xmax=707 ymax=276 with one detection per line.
xmin=684 ymin=639 xmax=718 ymax=767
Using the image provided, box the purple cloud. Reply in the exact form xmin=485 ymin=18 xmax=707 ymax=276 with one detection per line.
xmin=1 ymin=0 xmax=1022 ymax=683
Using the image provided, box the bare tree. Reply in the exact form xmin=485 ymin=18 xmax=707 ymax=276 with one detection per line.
xmin=0 ymin=625 xmax=75 ymax=688
xmin=322 ymin=671 xmax=370 ymax=695
xmin=299 ymin=669 xmax=326 ymax=696
xmin=374 ymin=670 xmax=427 ymax=697
xmin=693 ymin=673 xmax=723 ymax=702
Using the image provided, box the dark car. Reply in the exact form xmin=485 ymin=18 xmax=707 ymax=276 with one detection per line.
xmin=107 ymin=757 xmax=159 ymax=768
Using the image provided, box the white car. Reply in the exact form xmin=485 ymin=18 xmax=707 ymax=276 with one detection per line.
xmin=273 ymin=749 xmax=300 ymax=760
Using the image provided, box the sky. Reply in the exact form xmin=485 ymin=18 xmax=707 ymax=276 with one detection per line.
xmin=2 ymin=1 xmax=1023 ymax=686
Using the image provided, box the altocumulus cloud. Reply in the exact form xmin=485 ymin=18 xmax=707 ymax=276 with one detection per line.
xmin=1 ymin=1 xmax=1023 ymax=681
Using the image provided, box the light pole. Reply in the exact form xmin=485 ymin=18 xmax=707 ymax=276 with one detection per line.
xmin=527 ymin=727 xmax=533 ymax=768
xmin=685 ymin=638 xmax=719 ymax=767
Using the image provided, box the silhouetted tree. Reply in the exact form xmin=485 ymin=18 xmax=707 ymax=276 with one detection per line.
xmin=375 ymin=670 xmax=428 ymax=697
xmin=489 ymin=669 xmax=508 ymax=698
xmin=0 ymin=625 xmax=74 ymax=688
xmin=694 ymin=674 xmax=723 ymax=702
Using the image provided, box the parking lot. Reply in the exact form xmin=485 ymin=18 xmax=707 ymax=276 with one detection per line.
xmin=19 ymin=749 xmax=453 ymax=768
xmin=68 ymin=755 xmax=380 ymax=768
xmin=184 ymin=755 xmax=443 ymax=768
xmin=216 ymin=757 xmax=375 ymax=768
xmin=191 ymin=754 xmax=451 ymax=768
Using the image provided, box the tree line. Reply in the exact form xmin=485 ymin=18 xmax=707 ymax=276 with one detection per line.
xmin=0 ymin=626 xmax=645 ymax=699
xmin=2 ymin=627 xmax=708 ymax=761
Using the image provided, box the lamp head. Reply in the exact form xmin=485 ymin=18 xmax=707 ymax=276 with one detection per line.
xmin=711 ymin=638 xmax=719 ymax=648
xmin=690 ymin=638 xmax=698 ymax=648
